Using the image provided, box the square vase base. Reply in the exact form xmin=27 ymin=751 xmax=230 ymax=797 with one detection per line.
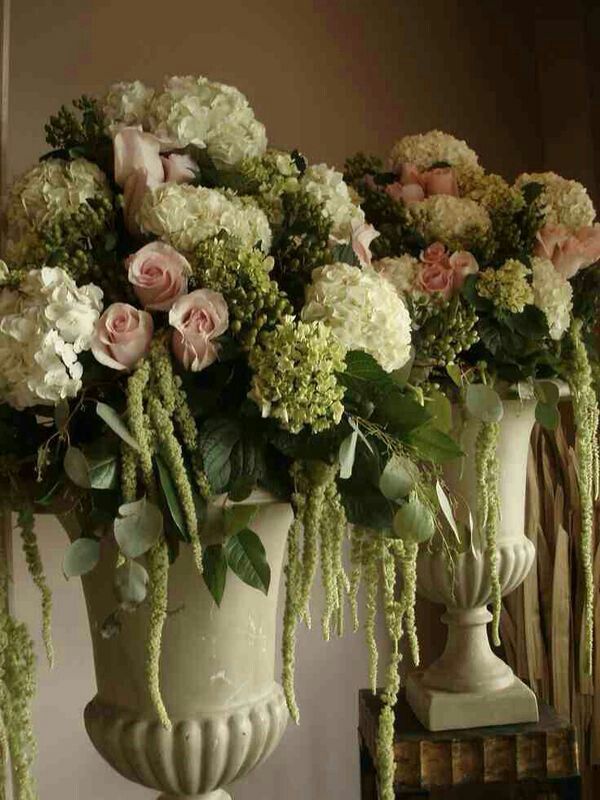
xmin=406 ymin=671 xmax=539 ymax=732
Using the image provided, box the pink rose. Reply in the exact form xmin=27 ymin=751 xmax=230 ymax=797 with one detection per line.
xmin=351 ymin=222 xmax=380 ymax=267
xmin=423 ymin=167 xmax=459 ymax=197
xmin=126 ymin=242 xmax=190 ymax=311
xmin=534 ymin=224 xmax=569 ymax=260
xmin=400 ymin=163 xmax=425 ymax=188
xmin=535 ymin=223 xmax=600 ymax=279
xmin=421 ymin=242 xmax=449 ymax=265
xmin=161 ymin=153 xmax=198 ymax=184
xmin=418 ymin=262 xmax=454 ymax=300
xmin=169 ymin=289 xmax=229 ymax=372
xmin=449 ymin=250 xmax=479 ymax=289
xmin=114 ymin=127 xmax=164 ymax=189
xmin=386 ymin=181 xmax=424 ymax=204
xmin=92 ymin=303 xmax=153 ymax=371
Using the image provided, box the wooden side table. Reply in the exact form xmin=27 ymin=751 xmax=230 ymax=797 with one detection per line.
xmin=358 ymin=690 xmax=581 ymax=799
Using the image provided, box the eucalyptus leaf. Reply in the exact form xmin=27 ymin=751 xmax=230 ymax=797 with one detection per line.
xmin=63 ymin=538 xmax=100 ymax=578
xmin=114 ymin=497 xmax=163 ymax=559
xmin=224 ymin=504 xmax=258 ymax=537
xmin=446 ymin=363 xmax=462 ymax=387
xmin=435 ymin=481 xmax=460 ymax=542
xmin=392 ymin=496 xmax=435 ymax=543
xmin=87 ymin=448 xmax=119 ymax=490
xmin=338 ymin=430 xmax=358 ymax=480
xmin=379 ymin=456 xmax=415 ymax=501
xmin=64 ymin=446 xmax=91 ymax=489
xmin=535 ymin=379 xmax=560 ymax=406
xmin=465 ymin=384 xmax=504 ymax=423
xmin=224 ymin=528 xmax=271 ymax=594
xmin=114 ymin=560 xmax=149 ymax=607
xmin=96 ymin=402 xmax=139 ymax=451
xmin=202 ymin=544 xmax=228 ymax=606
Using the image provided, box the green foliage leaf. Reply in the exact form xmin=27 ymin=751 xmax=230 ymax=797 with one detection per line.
xmin=536 ymin=402 xmax=560 ymax=430
xmin=535 ymin=379 xmax=560 ymax=406
xmin=114 ymin=560 xmax=149 ymax=607
xmin=86 ymin=442 xmax=119 ymax=490
xmin=96 ymin=402 xmax=139 ymax=451
xmin=64 ymin=446 xmax=91 ymax=489
xmin=202 ymin=544 xmax=228 ymax=606
xmin=393 ymin=496 xmax=435 ymax=543
xmin=63 ymin=538 xmax=100 ymax=578
xmin=224 ymin=504 xmax=258 ymax=537
xmin=330 ymin=242 xmax=360 ymax=266
xmin=228 ymin=477 xmax=255 ymax=502
xmin=114 ymin=497 xmax=163 ymax=559
xmin=379 ymin=456 xmax=415 ymax=501
xmin=199 ymin=417 xmax=241 ymax=492
xmin=465 ymin=384 xmax=504 ymax=423
xmin=446 ymin=363 xmax=462 ymax=387
xmin=338 ymin=430 xmax=358 ymax=480
xmin=427 ymin=389 xmax=453 ymax=433
xmin=341 ymin=351 xmax=407 ymax=399
xmin=224 ymin=528 xmax=271 ymax=594
xmin=155 ymin=455 xmax=187 ymax=540
xmin=405 ymin=426 xmax=463 ymax=463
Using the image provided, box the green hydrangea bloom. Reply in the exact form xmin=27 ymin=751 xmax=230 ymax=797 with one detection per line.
xmin=477 ymin=258 xmax=533 ymax=314
xmin=248 ymin=318 xmax=346 ymax=433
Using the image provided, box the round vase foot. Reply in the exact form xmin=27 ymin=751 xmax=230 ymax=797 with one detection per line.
xmin=159 ymin=793 xmax=231 ymax=800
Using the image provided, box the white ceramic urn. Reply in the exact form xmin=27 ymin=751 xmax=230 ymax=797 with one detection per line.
xmin=61 ymin=492 xmax=292 ymax=799
xmin=407 ymin=399 xmax=540 ymax=731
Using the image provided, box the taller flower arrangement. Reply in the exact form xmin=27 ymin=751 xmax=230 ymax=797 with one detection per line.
xmin=0 ymin=80 xmax=463 ymax=800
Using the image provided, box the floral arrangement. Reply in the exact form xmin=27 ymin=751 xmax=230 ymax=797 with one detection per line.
xmin=0 ymin=79 xmax=466 ymax=800
xmin=346 ymin=131 xmax=600 ymax=792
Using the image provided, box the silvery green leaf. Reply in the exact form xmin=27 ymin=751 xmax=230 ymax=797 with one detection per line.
xmin=536 ymin=402 xmax=560 ymax=430
xmin=379 ymin=456 xmax=415 ymax=501
xmin=64 ymin=446 xmax=91 ymax=489
xmin=114 ymin=497 xmax=163 ymax=559
xmin=465 ymin=384 xmax=504 ymax=423
xmin=392 ymin=496 xmax=435 ymax=543
xmin=114 ymin=560 xmax=149 ymax=607
xmin=535 ymin=380 xmax=560 ymax=406
xmin=96 ymin=402 xmax=139 ymax=451
xmin=338 ymin=430 xmax=359 ymax=480
xmin=63 ymin=538 xmax=100 ymax=578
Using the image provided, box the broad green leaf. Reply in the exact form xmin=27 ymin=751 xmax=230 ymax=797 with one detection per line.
xmin=405 ymin=425 xmax=463 ymax=463
xmin=63 ymin=538 xmax=100 ymax=578
xmin=96 ymin=402 xmax=139 ymax=451
xmin=114 ymin=497 xmax=163 ymax=559
xmin=392 ymin=496 xmax=435 ymax=543
xmin=465 ymin=384 xmax=504 ymax=423
xmin=390 ymin=347 xmax=415 ymax=389
xmin=155 ymin=455 xmax=187 ymax=540
xmin=535 ymin=380 xmax=560 ymax=406
xmin=114 ymin=560 xmax=149 ymax=607
xmin=379 ymin=456 xmax=415 ymax=501
xmin=228 ymin=477 xmax=255 ymax=502
xmin=224 ymin=504 xmax=258 ymax=537
xmin=374 ymin=393 xmax=431 ymax=435
xmin=199 ymin=417 xmax=240 ymax=491
xmin=64 ymin=447 xmax=91 ymax=489
xmin=536 ymin=402 xmax=560 ymax=430
xmin=435 ymin=481 xmax=460 ymax=542
xmin=446 ymin=363 xmax=462 ymax=387
xmin=202 ymin=544 xmax=228 ymax=606
xmin=338 ymin=430 xmax=358 ymax=480
xmin=87 ymin=448 xmax=118 ymax=490
xmin=427 ymin=389 xmax=452 ymax=433
xmin=225 ymin=528 xmax=271 ymax=594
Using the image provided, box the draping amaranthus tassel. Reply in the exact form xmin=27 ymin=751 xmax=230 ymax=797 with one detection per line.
xmin=17 ymin=508 xmax=53 ymax=668
xmin=568 ymin=319 xmax=599 ymax=676
xmin=475 ymin=420 xmax=502 ymax=645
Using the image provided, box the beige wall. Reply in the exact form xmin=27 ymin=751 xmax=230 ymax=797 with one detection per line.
xmin=7 ymin=1 xmax=545 ymax=798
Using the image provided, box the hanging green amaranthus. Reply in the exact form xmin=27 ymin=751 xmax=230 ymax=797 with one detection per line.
xmin=17 ymin=508 xmax=53 ymax=668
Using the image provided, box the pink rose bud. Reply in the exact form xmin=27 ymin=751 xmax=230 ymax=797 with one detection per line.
xmin=161 ymin=153 xmax=198 ymax=184
xmin=386 ymin=181 xmax=424 ymax=204
xmin=424 ymin=167 xmax=459 ymax=197
xmin=113 ymin=126 xmax=164 ymax=189
xmin=126 ymin=241 xmax=190 ymax=311
xmin=122 ymin=168 xmax=152 ymax=236
xmin=421 ymin=242 xmax=449 ymax=265
xmin=169 ymin=289 xmax=229 ymax=372
xmin=417 ymin=262 xmax=455 ymax=301
xmin=536 ymin=223 xmax=600 ymax=279
xmin=449 ymin=250 xmax=479 ymax=289
xmin=351 ymin=222 xmax=380 ymax=268
xmin=400 ymin=162 xmax=425 ymax=187
xmin=92 ymin=303 xmax=154 ymax=371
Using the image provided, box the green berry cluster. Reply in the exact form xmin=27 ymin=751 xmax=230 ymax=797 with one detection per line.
xmin=193 ymin=235 xmax=292 ymax=347
xmin=415 ymin=297 xmax=479 ymax=365
xmin=360 ymin=187 xmax=423 ymax=260
xmin=343 ymin=152 xmax=384 ymax=184
xmin=45 ymin=95 xmax=108 ymax=151
xmin=248 ymin=319 xmax=346 ymax=433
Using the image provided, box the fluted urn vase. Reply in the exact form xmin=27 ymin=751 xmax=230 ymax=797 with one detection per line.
xmin=407 ymin=399 xmax=539 ymax=731
xmin=61 ymin=492 xmax=292 ymax=799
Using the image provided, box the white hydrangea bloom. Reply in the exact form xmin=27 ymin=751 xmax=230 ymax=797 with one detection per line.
xmin=300 ymin=163 xmax=365 ymax=241
xmin=515 ymin=172 xmax=596 ymax=230
xmin=0 ymin=267 xmax=103 ymax=408
xmin=407 ymin=195 xmax=491 ymax=251
xmin=102 ymin=80 xmax=155 ymax=133
xmin=374 ymin=255 xmax=419 ymax=295
xmin=148 ymin=75 xmax=267 ymax=169
xmin=389 ymin=130 xmax=483 ymax=188
xmin=531 ymin=256 xmax=573 ymax=340
xmin=302 ymin=262 xmax=412 ymax=372
xmin=137 ymin=183 xmax=272 ymax=253
xmin=6 ymin=158 xmax=111 ymax=264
